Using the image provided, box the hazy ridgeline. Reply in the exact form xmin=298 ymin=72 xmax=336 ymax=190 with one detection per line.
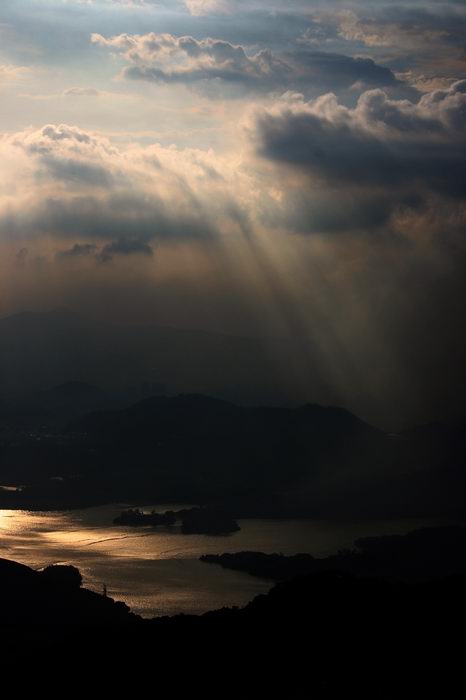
xmin=0 ymin=313 xmax=464 ymax=520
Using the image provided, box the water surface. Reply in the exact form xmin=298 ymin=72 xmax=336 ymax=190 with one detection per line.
xmin=0 ymin=504 xmax=445 ymax=617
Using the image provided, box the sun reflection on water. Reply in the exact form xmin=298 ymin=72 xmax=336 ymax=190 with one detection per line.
xmin=0 ymin=506 xmax=445 ymax=617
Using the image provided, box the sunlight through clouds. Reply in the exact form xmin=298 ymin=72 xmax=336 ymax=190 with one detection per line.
xmin=0 ymin=0 xmax=465 ymax=425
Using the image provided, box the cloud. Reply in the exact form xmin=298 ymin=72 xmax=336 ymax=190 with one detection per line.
xmin=250 ymin=80 xmax=466 ymax=233
xmin=338 ymin=10 xmax=449 ymax=49
xmin=286 ymin=50 xmax=397 ymax=91
xmin=56 ymin=238 xmax=152 ymax=263
xmin=1 ymin=76 xmax=465 ymax=251
xmin=56 ymin=243 xmax=98 ymax=259
xmin=0 ymin=0 xmax=464 ymax=429
xmin=97 ymin=237 xmax=154 ymax=262
xmin=91 ymin=31 xmax=398 ymax=96
xmin=0 ymin=123 xmax=255 ymax=247
xmin=9 ymin=124 xmax=118 ymax=189
xmin=185 ymin=0 xmax=228 ymax=16
xmin=62 ymin=87 xmax=102 ymax=97
xmin=91 ymin=32 xmax=291 ymax=88
xmin=299 ymin=6 xmax=466 ymax=90
xmin=0 ymin=64 xmax=30 ymax=81
xmin=15 ymin=247 xmax=28 ymax=266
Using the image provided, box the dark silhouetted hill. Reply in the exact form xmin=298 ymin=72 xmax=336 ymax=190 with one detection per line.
xmin=201 ymin=525 xmax=466 ymax=581
xmin=1 ymin=549 xmax=463 ymax=698
xmin=1 ymin=392 xmax=465 ymax=518
xmin=0 ymin=558 xmax=137 ymax=626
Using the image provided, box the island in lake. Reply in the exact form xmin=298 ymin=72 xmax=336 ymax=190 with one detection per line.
xmin=113 ymin=506 xmax=240 ymax=535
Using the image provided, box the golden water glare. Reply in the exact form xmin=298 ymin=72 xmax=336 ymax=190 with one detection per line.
xmin=0 ymin=505 xmax=444 ymax=617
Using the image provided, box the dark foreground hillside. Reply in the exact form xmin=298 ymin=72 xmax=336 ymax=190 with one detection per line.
xmin=1 ymin=566 xmax=463 ymax=698
xmin=1 ymin=527 xmax=465 ymax=697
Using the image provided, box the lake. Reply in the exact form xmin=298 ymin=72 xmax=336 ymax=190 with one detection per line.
xmin=0 ymin=504 xmax=446 ymax=617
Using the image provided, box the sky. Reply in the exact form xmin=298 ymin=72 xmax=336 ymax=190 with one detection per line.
xmin=0 ymin=0 xmax=465 ymax=426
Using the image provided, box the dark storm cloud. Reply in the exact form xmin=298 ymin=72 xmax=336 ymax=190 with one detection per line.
xmin=98 ymin=237 xmax=154 ymax=261
xmin=252 ymin=81 xmax=466 ymax=233
xmin=15 ymin=247 xmax=28 ymax=266
xmin=260 ymin=189 xmax=396 ymax=235
xmin=287 ymin=51 xmax=397 ymax=90
xmin=56 ymin=238 xmax=153 ymax=264
xmin=56 ymin=243 xmax=98 ymax=259
xmin=257 ymin=107 xmax=466 ymax=193
xmin=38 ymin=155 xmax=115 ymax=188
xmin=0 ymin=193 xmax=213 ymax=242
xmin=92 ymin=32 xmax=399 ymax=95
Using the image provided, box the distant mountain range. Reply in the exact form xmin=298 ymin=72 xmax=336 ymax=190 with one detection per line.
xmin=0 ymin=389 xmax=464 ymax=519
xmin=0 ymin=309 xmax=288 ymax=408
xmin=0 ymin=309 xmax=464 ymax=518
